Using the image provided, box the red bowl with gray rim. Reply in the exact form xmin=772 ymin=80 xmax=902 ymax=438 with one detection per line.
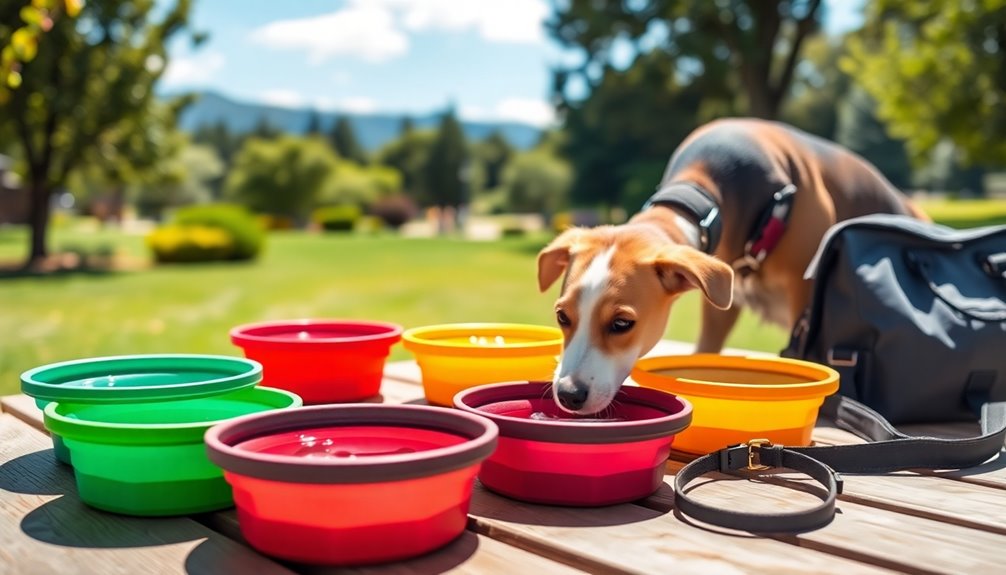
xmin=454 ymin=381 xmax=692 ymax=506
xmin=204 ymin=404 xmax=498 ymax=566
xmin=230 ymin=319 xmax=402 ymax=404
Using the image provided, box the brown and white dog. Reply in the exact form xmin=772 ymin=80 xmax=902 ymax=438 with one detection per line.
xmin=538 ymin=118 xmax=929 ymax=414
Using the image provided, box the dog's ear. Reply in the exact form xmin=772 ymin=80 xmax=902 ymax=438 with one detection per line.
xmin=650 ymin=245 xmax=734 ymax=310
xmin=537 ymin=228 xmax=584 ymax=292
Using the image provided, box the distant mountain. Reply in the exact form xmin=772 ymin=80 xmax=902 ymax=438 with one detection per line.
xmin=173 ymin=91 xmax=543 ymax=151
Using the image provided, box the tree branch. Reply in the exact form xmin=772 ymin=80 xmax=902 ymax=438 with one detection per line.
xmin=773 ymin=0 xmax=823 ymax=105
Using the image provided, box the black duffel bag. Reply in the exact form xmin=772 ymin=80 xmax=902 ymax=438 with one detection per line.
xmin=674 ymin=214 xmax=1006 ymax=532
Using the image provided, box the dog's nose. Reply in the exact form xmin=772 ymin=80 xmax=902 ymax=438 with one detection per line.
xmin=557 ymin=380 xmax=589 ymax=411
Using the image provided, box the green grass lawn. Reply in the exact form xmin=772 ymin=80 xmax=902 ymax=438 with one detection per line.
xmin=0 ymin=227 xmax=787 ymax=395
xmin=916 ymin=198 xmax=1006 ymax=228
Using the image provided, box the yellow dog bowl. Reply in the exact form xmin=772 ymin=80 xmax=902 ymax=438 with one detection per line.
xmin=631 ymin=354 xmax=839 ymax=454
xmin=402 ymin=323 xmax=562 ymax=406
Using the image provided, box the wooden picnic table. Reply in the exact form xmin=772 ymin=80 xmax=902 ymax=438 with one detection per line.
xmin=2 ymin=340 xmax=1005 ymax=574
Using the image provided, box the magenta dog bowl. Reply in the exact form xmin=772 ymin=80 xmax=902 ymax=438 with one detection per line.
xmin=205 ymin=404 xmax=498 ymax=565
xmin=230 ymin=319 xmax=403 ymax=404
xmin=454 ymin=382 xmax=692 ymax=506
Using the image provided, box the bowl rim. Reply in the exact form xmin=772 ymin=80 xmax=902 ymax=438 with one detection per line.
xmin=453 ymin=381 xmax=692 ymax=444
xmin=630 ymin=354 xmax=840 ymax=400
xmin=204 ymin=404 xmax=499 ymax=484
xmin=21 ymin=354 xmax=264 ymax=404
xmin=43 ymin=386 xmax=303 ymax=445
xmin=230 ymin=318 xmax=404 ymax=350
xmin=402 ymin=323 xmax=562 ymax=358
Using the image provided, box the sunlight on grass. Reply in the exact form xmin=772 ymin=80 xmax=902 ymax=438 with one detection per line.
xmin=0 ymin=229 xmax=786 ymax=395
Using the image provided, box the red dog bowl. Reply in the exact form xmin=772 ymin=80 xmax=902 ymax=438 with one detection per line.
xmin=454 ymin=382 xmax=691 ymax=507
xmin=204 ymin=404 xmax=497 ymax=566
xmin=230 ymin=319 xmax=402 ymax=404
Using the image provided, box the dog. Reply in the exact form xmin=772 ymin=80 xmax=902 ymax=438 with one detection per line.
xmin=537 ymin=118 xmax=930 ymax=414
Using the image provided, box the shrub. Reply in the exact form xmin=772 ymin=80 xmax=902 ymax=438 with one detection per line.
xmin=172 ymin=204 xmax=265 ymax=260
xmin=551 ymin=211 xmax=573 ymax=233
xmin=312 ymin=204 xmax=362 ymax=232
xmin=369 ymin=195 xmax=418 ymax=229
xmin=147 ymin=225 xmax=235 ymax=263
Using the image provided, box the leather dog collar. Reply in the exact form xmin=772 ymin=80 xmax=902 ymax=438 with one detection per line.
xmin=644 ymin=182 xmax=722 ymax=254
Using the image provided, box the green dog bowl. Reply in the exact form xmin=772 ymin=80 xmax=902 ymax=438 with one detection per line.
xmin=43 ymin=385 xmax=301 ymax=516
xmin=21 ymin=354 xmax=265 ymax=465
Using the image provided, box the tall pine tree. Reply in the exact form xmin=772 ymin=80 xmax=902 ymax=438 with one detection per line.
xmin=329 ymin=117 xmax=367 ymax=164
xmin=424 ymin=108 xmax=469 ymax=209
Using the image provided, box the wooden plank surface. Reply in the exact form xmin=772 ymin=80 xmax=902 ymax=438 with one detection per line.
xmin=5 ymin=350 xmax=1006 ymax=575
xmin=0 ymin=414 xmax=296 ymax=575
xmin=199 ymin=513 xmax=587 ymax=575
xmin=468 ymin=483 xmax=892 ymax=575
xmin=653 ymin=462 xmax=1006 ymax=574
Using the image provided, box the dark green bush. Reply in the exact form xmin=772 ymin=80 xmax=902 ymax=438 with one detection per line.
xmin=312 ymin=204 xmax=362 ymax=232
xmin=172 ymin=204 xmax=265 ymax=260
xmin=369 ymin=195 xmax=417 ymax=230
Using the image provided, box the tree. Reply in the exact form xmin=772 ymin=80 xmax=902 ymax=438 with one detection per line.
xmin=502 ymin=149 xmax=572 ymax=216
xmin=475 ymin=131 xmax=513 ymax=191
xmin=399 ymin=115 xmax=415 ymax=136
xmin=781 ymin=35 xmax=852 ymax=139
xmin=304 ymin=109 xmax=323 ymax=135
xmin=842 ymin=0 xmax=1006 ymax=165
xmin=424 ymin=108 xmax=469 ymax=209
xmin=251 ymin=116 xmax=281 ymax=140
xmin=224 ymin=136 xmax=338 ymax=221
xmin=0 ymin=0 xmax=195 ymax=267
xmin=192 ymin=119 xmax=242 ymax=198
xmin=329 ymin=116 xmax=367 ymax=164
xmin=0 ymin=0 xmax=82 ymax=102
xmin=549 ymin=0 xmax=825 ymax=120
xmin=834 ymin=86 xmax=912 ymax=189
xmin=377 ymin=129 xmax=436 ymax=204
xmin=133 ymin=140 xmax=223 ymax=219
xmin=320 ymin=161 xmax=402 ymax=207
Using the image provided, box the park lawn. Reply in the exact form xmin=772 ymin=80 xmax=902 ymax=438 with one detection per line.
xmin=916 ymin=197 xmax=1006 ymax=228
xmin=0 ymin=228 xmax=787 ymax=395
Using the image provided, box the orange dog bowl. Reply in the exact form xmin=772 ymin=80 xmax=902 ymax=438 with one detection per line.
xmin=401 ymin=323 xmax=562 ymax=406
xmin=631 ymin=354 xmax=838 ymax=454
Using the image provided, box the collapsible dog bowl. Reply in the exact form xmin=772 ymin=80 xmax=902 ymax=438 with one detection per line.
xmin=631 ymin=354 xmax=839 ymax=455
xmin=204 ymin=405 xmax=498 ymax=566
xmin=230 ymin=319 xmax=403 ymax=404
xmin=402 ymin=323 xmax=562 ymax=406
xmin=454 ymin=382 xmax=691 ymax=506
xmin=43 ymin=385 xmax=301 ymax=516
xmin=21 ymin=354 xmax=266 ymax=465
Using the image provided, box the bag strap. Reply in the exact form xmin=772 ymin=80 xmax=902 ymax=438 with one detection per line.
xmin=674 ymin=396 xmax=1006 ymax=532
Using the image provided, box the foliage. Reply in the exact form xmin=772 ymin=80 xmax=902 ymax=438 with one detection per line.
xmin=250 ymin=116 xmax=281 ymax=139
xmin=304 ymin=109 xmax=324 ymax=135
xmin=368 ymin=194 xmax=418 ymax=229
xmin=329 ymin=116 xmax=367 ymax=164
xmin=311 ymin=204 xmax=361 ymax=232
xmin=0 ymin=0 xmax=81 ymax=101
xmin=133 ymin=140 xmax=224 ymax=218
xmin=225 ymin=136 xmax=338 ymax=220
xmin=501 ymin=149 xmax=572 ymax=216
xmin=842 ymin=0 xmax=1006 ymax=165
xmin=424 ymin=108 xmax=469 ymax=208
xmin=320 ymin=160 xmax=401 ymax=207
xmin=0 ymin=0 xmax=196 ymax=266
xmin=834 ymin=86 xmax=912 ymax=189
xmin=781 ymin=35 xmax=851 ymax=139
xmin=146 ymin=224 xmax=233 ymax=263
xmin=550 ymin=0 xmax=825 ymax=120
xmin=172 ymin=203 xmax=264 ymax=260
xmin=377 ymin=128 xmax=435 ymax=203
xmin=474 ymin=131 xmax=513 ymax=191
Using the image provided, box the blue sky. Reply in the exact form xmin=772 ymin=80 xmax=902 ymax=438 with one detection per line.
xmin=162 ymin=0 xmax=864 ymax=127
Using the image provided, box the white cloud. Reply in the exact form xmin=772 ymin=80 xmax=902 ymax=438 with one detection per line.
xmin=161 ymin=51 xmax=225 ymax=87
xmin=249 ymin=3 xmax=408 ymax=64
xmin=460 ymin=98 xmax=556 ymax=127
xmin=384 ymin=0 xmax=548 ymax=43
xmin=260 ymin=89 xmax=305 ymax=108
xmin=248 ymin=0 xmax=547 ymax=65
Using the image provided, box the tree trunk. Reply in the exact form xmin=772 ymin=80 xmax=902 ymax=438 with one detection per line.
xmin=26 ymin=179 xmax=51 ymax=269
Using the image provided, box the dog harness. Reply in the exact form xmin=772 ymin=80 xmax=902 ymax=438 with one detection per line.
xmin=644 ymin=182 xmax=797 ymax=275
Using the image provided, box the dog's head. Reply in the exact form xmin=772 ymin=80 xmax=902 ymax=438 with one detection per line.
xmin=537 ymin=226 xmax=733 ymax=414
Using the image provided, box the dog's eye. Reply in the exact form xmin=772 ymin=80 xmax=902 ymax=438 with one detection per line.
xmin=556 ymin=310 xmax=571 ymax=327
xmin=609 ymin=318 xmax=635 ymax=334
